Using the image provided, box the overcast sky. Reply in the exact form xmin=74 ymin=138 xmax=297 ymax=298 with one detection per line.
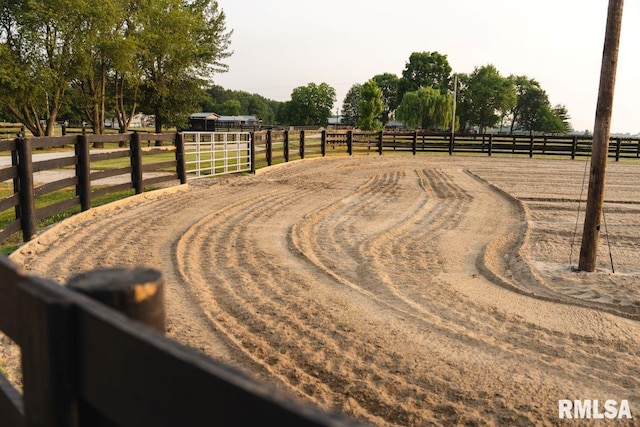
xmin=214 ymin=0 xmax=638 ymax=134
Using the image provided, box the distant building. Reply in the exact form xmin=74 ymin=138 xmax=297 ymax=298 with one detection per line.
xmin=106 ymin=113 xmax=155 ymax=129
xmin=189 ymin=113 xmax=259 ymax=130
xmin=385 ymin=120 xmax=404 ymax=130
xmin=188 ymin=112 xmax=220 ymax=131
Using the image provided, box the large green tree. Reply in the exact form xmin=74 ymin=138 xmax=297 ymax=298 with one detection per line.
xmin=458 ymin=65 xmax=515 ymax=133
xmin=371 ymin=73 xmax=400 ymax=125
xmin=507 ymin=75 xmax=572 ymax=134
xmin=356 ymin=79 xmax=383 ymax=131
xmin=71 ymin=0 xmax=126 ymax=135
xmin=0 ymin=0 xmax=86 ymax=135
xmin=137 ymin=0 xmax=231 ymax=132
xmin=396 ymin=87 xmax=453 ymax=130
xmin=341 ymin=84 xmax=362 ymax=126
xmin=398 ymin=51 xmax=452 ymax=102
xmin=285 ymin=82 xmax=336 ymax=126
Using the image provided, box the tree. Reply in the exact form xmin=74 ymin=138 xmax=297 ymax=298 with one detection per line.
xmin=218 ymin=99 xmax=242 ymax=115
xmin=398 ymin=51 xmax=452 ymax=101
xmin=506 ymin=75 xmax=572 ymax=135
xmin=459 ymin=65 xmax=515 ymax=133
xmin=516 ymin=84 xmax=548 ymax=134
xmin=395 ymin=87 xmax=453 ymax=130
xmin=0 ymin=0 xmax=86 ymax=136
xmin=341 ymin=84 xmax=362 ymax=126
xmin=136 ymin=0 xmax=231 ymax=132
xmin=356 ymin=80 xmax=383 ymax=131
xmin=552 ymin=104 xmax=572 ymax=133
xmin=285 ymin=82 xmax=336 ymax=126
xmin=372 ymin=73 xmax=400 ymax=125
xmin=533 ymin=104 xmax=572 ymax=134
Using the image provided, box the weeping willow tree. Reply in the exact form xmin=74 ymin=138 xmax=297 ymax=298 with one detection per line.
xmin=395 ymin=87 xmax=453 ymax=130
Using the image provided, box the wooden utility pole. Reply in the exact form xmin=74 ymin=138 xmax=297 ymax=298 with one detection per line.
xmin=578 ymin=0 xmax=624 ymax=272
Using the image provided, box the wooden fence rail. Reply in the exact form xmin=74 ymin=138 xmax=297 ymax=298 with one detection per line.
xmin=0 ymin=133 xmax=187 ymax=245
xmin=0 ymin=257 xmax=358 ymax=426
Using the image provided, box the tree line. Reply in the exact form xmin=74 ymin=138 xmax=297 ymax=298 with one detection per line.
xmin=1 ymin=2 xmax=570 ymax=137
xmin=0 ymin=0 xmax=231 ymax=137
xmin=342 ymin=51 xmax=572 ymax=134
xmin=209 ymin=51 xmax=572 ymax=135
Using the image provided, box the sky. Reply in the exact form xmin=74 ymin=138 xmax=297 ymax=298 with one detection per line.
xmin=214 ymin=0 xmax=639 ymax=135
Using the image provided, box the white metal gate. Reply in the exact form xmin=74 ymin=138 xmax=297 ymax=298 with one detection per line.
xmin=183 ymin=132 xmax=252 ymax=179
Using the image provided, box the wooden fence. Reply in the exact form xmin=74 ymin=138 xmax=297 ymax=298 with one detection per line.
xmin=0 ymin=258 xmax=358 ymax=426
xmin=2 ymin=129 xmax=639 ymax=246
xmin=250 ymin=129 xmax=640 ymax=169
xmin=0 ymin=132 xmax=187 ymax=245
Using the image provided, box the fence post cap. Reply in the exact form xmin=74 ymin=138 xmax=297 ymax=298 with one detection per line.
xmin=67 ymin=267 xmax=165 ymax=332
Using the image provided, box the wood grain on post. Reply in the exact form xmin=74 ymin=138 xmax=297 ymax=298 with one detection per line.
xmin=67 ymin=268 xmax=165 ymax=333
xmin=579 ymin=0 xmax=624 ymax=272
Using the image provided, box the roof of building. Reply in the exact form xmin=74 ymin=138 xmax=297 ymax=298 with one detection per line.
xmin=190 ymin=112 xmax=220 ymax=120
xmin=217 ymin=115 xmax=257 ymax=122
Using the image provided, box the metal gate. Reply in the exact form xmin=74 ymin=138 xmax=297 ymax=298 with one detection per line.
xmin=182 ymin=132 xmax=252 ymax=179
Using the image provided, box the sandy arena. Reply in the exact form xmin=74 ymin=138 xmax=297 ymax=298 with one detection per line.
xmin=5 ymin=155 xmax=640 ymax=425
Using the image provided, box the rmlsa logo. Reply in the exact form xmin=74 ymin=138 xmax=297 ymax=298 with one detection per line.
xmin=559 ymin=399 xmax=632 ymax=419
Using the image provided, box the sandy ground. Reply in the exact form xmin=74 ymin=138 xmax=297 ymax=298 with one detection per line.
xmin=4 ymin=155 xmax=640 ymax=425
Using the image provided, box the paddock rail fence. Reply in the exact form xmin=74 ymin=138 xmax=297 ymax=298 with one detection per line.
xmin=0 ymin=258 xmax=359 ymax=426
xmin=251 ymin=129 xmax=640 ymax=165
xmin=2 ymin=129 xmax=639 ymax=246
xmin=0 ymin=132 xmax=187 ymax=246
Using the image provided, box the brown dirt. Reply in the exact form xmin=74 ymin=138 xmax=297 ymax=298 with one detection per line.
xmin=6 ymin=155 xmax=640 ymax=426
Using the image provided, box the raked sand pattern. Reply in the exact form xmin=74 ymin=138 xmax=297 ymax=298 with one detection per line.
xmin=6 ymin=156 xmax=640 ymax=426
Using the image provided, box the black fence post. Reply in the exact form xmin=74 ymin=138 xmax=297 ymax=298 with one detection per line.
xmin=250 ymin=132 xmax=256 ymax=173
xmin=571 ymin=135 xmax=578 ymax=160
xmin=283 ymin=130 xmax=289 ymax=162
xmin=412 ymin=131 xmax=417 ymax=155
xmin=347 ymin=130 xmax=353 ymax=156
xmin=11 ymin=147 xmax=20 ymax=223
xmin=16 ymin=134 xmax=36 ymax=242
xmin=529 ymin=135 xmax=534 ymax=158
xmin=449 ymin=132 xmax=454 ymax=155
xmin=488 ymin=134 xmax=493 ymax=157
xmin=67 ymin=267 xmax=165 ymax=426
xmin=378 ymin=131 xmax=383 ymax=155
xmin=321 ymin=130 xmax=326 ymax=157
xmin=76 ymin=133 xmax=92 ymax=211
xmin=175 ymin=132 xmax=187 ymax=184
xmin=299 ymin=130 xmax=305 ymax=159
xmin=131 ymin=132 xmax=143 ymax=194
xmin=266 ymin=129 xmax=273 ymax=166
xmin=615 ymin=137 xmax=621 ymax=161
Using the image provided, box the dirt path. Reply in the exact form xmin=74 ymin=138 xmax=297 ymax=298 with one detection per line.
xmin=8 ymin=156 xmax=640 ymax=425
